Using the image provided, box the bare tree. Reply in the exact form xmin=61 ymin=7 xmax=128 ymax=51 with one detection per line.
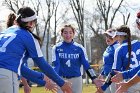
xmin=3 ymin=0 xmax=30 ymax=13
xmin=96 ymin=0 xmax=124 ymax=30
xmin=69 ymin=0 xmax=85 ymax=45
xmin=3 ymin=0 xmax=56 ymax=61
xmin=53 ymin=1 xmax=69 ymax=45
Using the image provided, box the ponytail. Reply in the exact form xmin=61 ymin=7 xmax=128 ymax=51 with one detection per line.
xmin=6 ymin=13 xmax=16 ymax=28
xmin=126 ymin=29 xmax=131 ymax=70
xmin=116 ymin=25 xmax=131 ymax=70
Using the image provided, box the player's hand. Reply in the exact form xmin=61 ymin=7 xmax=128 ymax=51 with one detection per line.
xmin=115 ymin=82 xmax=129 ymax=93
xmin=23 ymin=84 xmax=31 ymax=93
xmin=98 ymin=74 xmax=104 ymax=80
xmin=111 ymin=71 xmax=123 ymax=83
xmin=61 ymin=80 xmax=72 ymax=93
xmin=96 ymin=87 xmax=104 ymax=93
xmin=93 ymin=78 xmax=104 ymax=87
xmin=44 ymin=76 xmax=59 ymax=93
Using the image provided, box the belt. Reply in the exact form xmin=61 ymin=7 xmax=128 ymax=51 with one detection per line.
xmin=62 ymin=76 xmax=78 ymax=79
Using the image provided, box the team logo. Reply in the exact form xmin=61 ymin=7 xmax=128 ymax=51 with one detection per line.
xmin=57 ymin=48 xmax=63 ymax=52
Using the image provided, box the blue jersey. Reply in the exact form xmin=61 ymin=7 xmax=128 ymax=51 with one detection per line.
xmin=122 ymin=65 xmax=140 ymax=79
xmin=137 ymin=70 xmax=140 ymax=77
xmin=112 ymin=40 xmax=140 ymax=71
xmin=52 ymin=41 xmax=90 ymax=77
xmin=21 ymin=53 xmax=46 ymax=86
xmin=0 ymin=26 xmax=65 ymax=87
xmin=101 ymin=42 xmax=119 ymax=76
xmin=21 ymin=64 xmax=46 ymax=86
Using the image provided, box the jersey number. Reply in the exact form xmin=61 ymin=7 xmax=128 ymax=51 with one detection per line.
xmin=126 ymin=49 xmax=140 ymax=68
xmin=0 ymin=33 xmax=16 ymax=52
xmin=66 ymin=60 xmax=71 ymax=67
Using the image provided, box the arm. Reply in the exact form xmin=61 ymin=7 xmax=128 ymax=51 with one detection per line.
xmin=21 ymin=77 xmax=31 ymax=93
xmin=115 ymin=72 xmax=140 ymax=93
xmin=21 ymin=65 xmax=60 ymax=92
xmin=51 ymin=46 xmax=60 ymax=73
xmin=21 ymin=65 xmax=46 ymax=86
xmin=80 ymin=45 xmax=103 ymax=87
xmin=33 ymin=57 xmax=65 ymax=87
xmin=101 ymin=48 xmax=123 ymax=91
xmin=24 ymin=35 xmax=72 ymax=93
xmin=123 ymin=65 xmax=140 ymax=79
xmin=112 ymin=65 xmax=140 ymax=83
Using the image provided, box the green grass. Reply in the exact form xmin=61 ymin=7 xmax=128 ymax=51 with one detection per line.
xmin=19 ymin=84 xmax=97 ymax=93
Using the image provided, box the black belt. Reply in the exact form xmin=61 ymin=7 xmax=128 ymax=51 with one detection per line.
xmin=62 ymin=76 xmax=78 ymax=79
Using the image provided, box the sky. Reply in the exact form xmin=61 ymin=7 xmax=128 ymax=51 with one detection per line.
xmin=0 ymin=0 xmax=140 ymax=32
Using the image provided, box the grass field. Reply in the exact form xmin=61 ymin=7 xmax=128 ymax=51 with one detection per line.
xmin=19 ymin=84 xmax=97 ymax=93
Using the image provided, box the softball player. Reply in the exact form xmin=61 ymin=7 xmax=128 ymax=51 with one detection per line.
xmin=98 ymin=25 xmax=140 ymax=93
xmin=52 ymin=24 xmax=102 ymax=93
xmin=111 ymin=64 xmax=140 ymax=93
xmin=111 ymin=11 xmax=140 ymax=93
xmin=0 ymin=7 xmax=72 ymax=93
xmin=111 ymin=25 xmax=140 ymax=93
xmin=98 ymin=28 xmax=119 ymax=93
xmin=5 ymin=12 xmax=58 ymax=93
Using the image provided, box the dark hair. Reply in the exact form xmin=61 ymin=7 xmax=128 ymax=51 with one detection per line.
xmin=16 ymin=7 xmax=36 ymax=29
xmin=61 ymin=24 xmax=75 ymax=33
xmin=116 ymin=25 xmax=131 ymax=69
xmin=137 ymin=11 xmax=140 ymax=18
xmin=6 ymin=13 xmax=16 ymax=28
xmin=16 ymin=7 xmax=40 ymax=43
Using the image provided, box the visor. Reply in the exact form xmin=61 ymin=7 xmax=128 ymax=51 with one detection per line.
xmin=21 ymin=14 xmax=37 ymax=22
xmin=104 ymin=31 xmax=115 ymax=37
xmin=112 ymin=31 xmax=127 ymax=38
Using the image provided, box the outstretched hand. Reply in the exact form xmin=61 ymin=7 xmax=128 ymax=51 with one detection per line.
xmin=93 ymin=78 xmax=104 ymax=87
xmin=96 ymin=87 xmax=104 ymax=93
xmin=44 ymin=76 xmax=59 ymax=93
xmin=111 ymin=71 xmax=123 ymax=83
xmin=115 ymin=82 xmax=128 ymax=93
xmin=61 ymin=80 xmax=72 ymax=93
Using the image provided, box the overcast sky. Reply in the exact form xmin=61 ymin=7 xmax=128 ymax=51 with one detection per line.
xmin=0 ymin=0 xmax=140 ymax=31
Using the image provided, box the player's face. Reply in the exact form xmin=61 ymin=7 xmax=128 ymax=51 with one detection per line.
xmin=61 ymin=27 xmax=75 ymax=43
xmin=26 ymin=20 xmax=37 ymax=31
xmin=105 ymin=34 xmax=115 ymax=45
xmin=136 ymin=19 xmax=140 ymax=30
xmin=137 ymin=24 xmax=140 ymax=30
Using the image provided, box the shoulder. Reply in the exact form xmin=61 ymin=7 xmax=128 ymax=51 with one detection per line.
xmin=73 ymin=42 xmax=86 ymax=53
xmin=112 ymin=43 xmax=120 ymax=50
xmin=73 ymin=42 xmax=84 ymax=48
xmin=52 ymin=42 xmax=63 ymax=49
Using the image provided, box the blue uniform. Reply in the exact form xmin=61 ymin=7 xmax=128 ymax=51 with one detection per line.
xmin=122 ymin=65 xmax=140 ymax=79
xmin=112 ymin=40 xmax=140 ymax=71
xmin=52 ymin=41 xmax=90 ymax=78
xmin=101 ymin=42 xmax=119 ymax=76
xmin=0 ymin=26 xmax=64 ymax=87
xmin=21 ymin=65 xmax=46 ymax=86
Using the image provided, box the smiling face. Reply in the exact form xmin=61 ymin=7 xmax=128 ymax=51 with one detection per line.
xmin=26 ymin=20 xmax=37 ymax=32
xmin=105 ymin=34 xmax=115 ymax=45
xmin=61 ymin=26 xmax=75 ymax=43
xmin=136 ymin=22 xmax=140 ymax=30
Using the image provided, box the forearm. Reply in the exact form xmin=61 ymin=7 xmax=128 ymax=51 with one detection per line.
xmin=21 ymin=77 xmax=29 ymax=87
xmin=126 ymin=75 xmax=140 ymax=88
xmin=123 ymin=66 xmax=140 ymax=79
xmin=21 ymin=65 xmax=46 ymax=86
xmin=33 ymin=57 xmax=65 ymax=87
